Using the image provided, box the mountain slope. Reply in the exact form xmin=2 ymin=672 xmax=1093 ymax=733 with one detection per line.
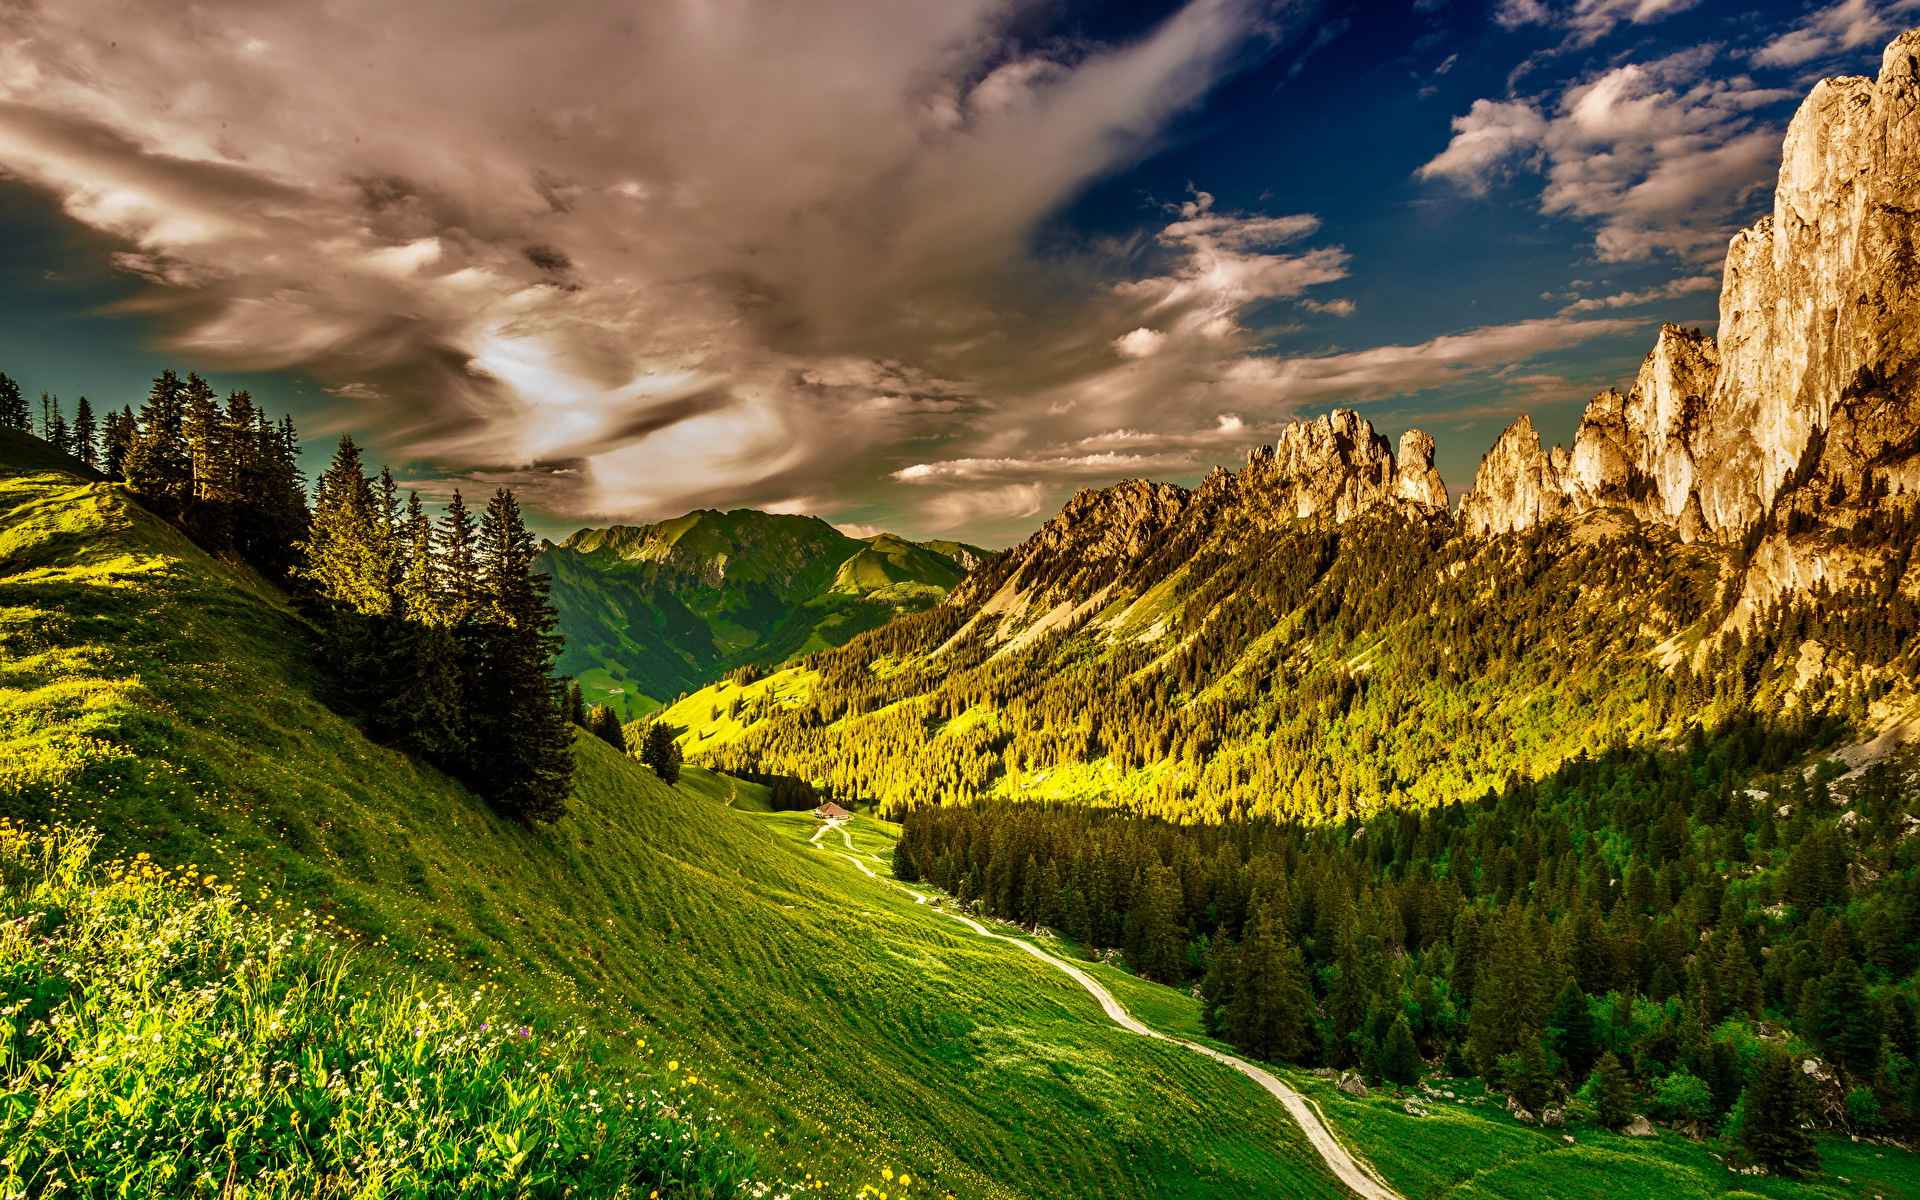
xmin=0 ymin=437 xmax=1374 ymax=1200
xmin=678 ymin=43 xmax=1920 ymax=819
xmin=538 ymin=510 xmax=986 ymax=717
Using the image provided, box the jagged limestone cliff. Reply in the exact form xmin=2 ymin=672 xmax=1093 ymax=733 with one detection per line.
xmin=1465 ymin=31 xmax=1920 ymax=560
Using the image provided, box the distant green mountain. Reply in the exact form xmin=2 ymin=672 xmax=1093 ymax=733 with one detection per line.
xmin=537 ymin=509 xmax=989 ymax=718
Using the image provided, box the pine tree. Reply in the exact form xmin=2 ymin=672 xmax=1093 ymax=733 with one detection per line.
xmin=124 ymin=371 xmax=191 ymax=516
xmin=1125 ymin=865 xmax=1185 ymax=984
xmin=1809 ymin=960 xmax=1879 ymax=1076
xmin=1739 ymin=1045 xmax=1818 ymax=1175
xmin=1225 ymin=907 xmax=1312 ymax=1063
xmin=71 ymin=397 xmax=97 ymax=468
xmin=591 ymin=704 xmax=627 ymax=751
xmin=466 ymin=488 xmax=574 ymax=822
xmin=568 ymin=682 xmax=589 ymax=726
xmin=299 ymin=436 xmax=387 ymax=613
xmin=1549 ymin=978 xmax=1599 ymax=1082
xmin=1592 ymin=1051 xmax=1633 ymax=1130
xmin=642 ymin=722 xmax=682 ymax=785
xmin=101 ymin=406 xmax=135 ymax=481
xmin=0 ymin=373 xmax=25 ymax=430
xmin=437 ymin=489 xmax=481 ymax=625
xmin=1379 ymin=1015 xmax=1422 ymax=1086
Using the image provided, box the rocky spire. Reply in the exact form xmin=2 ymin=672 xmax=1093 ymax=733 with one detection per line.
xmin=1241 ymin=408 xmax=1448 ymax=522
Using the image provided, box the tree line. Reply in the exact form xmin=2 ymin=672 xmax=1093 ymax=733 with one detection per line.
xmin=1 ymin=370 xmax=307 ymax=582
xmin=891 ymin=724 xmax=1920 ymax=1176
xmin=2 ymin=368 xmax=578 ymax=822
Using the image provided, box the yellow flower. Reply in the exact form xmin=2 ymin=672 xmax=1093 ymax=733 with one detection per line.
xmin=668 ymin=1060 xmax=678 ymax=1071
xmin=882 ymin=1169 xmax=893 ymax=1181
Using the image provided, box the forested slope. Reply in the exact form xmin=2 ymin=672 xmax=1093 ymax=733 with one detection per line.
xmin=0 ymin=438 xmax=1365 ymax=1200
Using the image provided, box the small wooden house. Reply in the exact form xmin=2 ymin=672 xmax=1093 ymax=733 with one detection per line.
xmin=813 ymin=802 xmax=852 ymax=821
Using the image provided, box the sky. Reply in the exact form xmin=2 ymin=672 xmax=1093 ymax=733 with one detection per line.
xmin=0 ymin=0 xmax=1910 ymax=546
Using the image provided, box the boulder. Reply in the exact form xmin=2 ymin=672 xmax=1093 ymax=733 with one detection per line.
xmin=1624 ymin=1115 xmax=1656 ymax=1138
xmin=1541 ymin=1106 xmax=1565 ymax=1128
xmin=1338 ymin=1072 xmax=1370 ymax=1097
xmin=1513 ymin=1107 xmax=1535 ymax=1124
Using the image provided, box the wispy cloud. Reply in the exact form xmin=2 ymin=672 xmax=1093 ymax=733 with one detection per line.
xmin=0 ymin=0 xmax=1298 ymax=526
xmin=1419 ymin=47 xmax=1792 ymax=261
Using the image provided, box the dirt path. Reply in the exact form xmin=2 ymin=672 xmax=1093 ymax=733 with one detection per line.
xmin=808 ymin=818 xmax=1402 ymax=1200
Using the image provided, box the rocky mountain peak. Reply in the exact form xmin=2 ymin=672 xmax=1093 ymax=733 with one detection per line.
xmin=1241 ymin=408 xmax=1448 ymax=522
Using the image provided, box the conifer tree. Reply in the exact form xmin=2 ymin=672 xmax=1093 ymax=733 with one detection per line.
xmin=1592 ymin=1051 xmax=1633 ymax=1130
xmin=437 ymin=489 xmax=481 ymax=624
xmin=590 ymin=704 xmax=627 ymax=751
xmin=101 ymin=406 xmax=135 ymax=481
xmin=124 ymin=371 xmax=192 ymax=515
xmin=1740 ymin=1045 xmax=1818 ymax=1175
xmin=642 ymin=722 xmax=682 ymax=785
xmin=568 ymin=682 xmax=589 ymax=726
xmin=0 ymin=373 xmax=25 ymax=430
xmin=1549 ymin=978 xmax=1599 ymax=1082
xmin=466 ymin=487 xmax=574 ymax=822
xmin=1225 ymin=908 xmax=1312 ymax=1063
xmin=399 ymin=491 xmax=437 ymax=622
xmin=1125 ymin=865 xmax=1185 ymax=984
xmin=299 ymin=436 xmax=387 ymax=613
xmin=71 ymin=397 xmax=96 ymax=468
xmin=1809 ymin=960 xmax=1879 ymax=1075
xmin=1379 ymin=1015 xmax=1422 ymax=1086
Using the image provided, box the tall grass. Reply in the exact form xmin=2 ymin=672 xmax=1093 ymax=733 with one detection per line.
xmin=0 ymin=823 xmax=756 ymax=1199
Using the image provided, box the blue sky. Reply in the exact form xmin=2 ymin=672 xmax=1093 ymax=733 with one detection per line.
xmin=0 ymin=0 xmax=1904 ymax=543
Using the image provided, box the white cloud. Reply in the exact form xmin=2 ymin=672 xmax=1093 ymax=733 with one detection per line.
xmin=1494 ymin=0 xmax=1701 ymax=46
xmin=892 ymin=450 xmax=1197 ymax=484
xmin=0 ymin=0 xmax=1294 ymax=527
xmin=1557 ymin=273 xmax=1716 ymax=313
xmin=1419 ymin=49 xmax=1793 ymax=260
xmin=1752 ymin=0 xmax=1917 ymax=67
xmin=833 ymin=522 xmax=886 ymax=538
xmin=921 ymin=483 xmax=1049 ymax=531
xmin=1215 ymin=316 xmax=1642 ymax=403
xmin=1113 ymin=328 xmax=1169 ymax=358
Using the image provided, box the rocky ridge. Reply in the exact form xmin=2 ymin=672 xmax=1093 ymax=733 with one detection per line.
xmin=1464 ymin=32 xmax=1920 ymax=557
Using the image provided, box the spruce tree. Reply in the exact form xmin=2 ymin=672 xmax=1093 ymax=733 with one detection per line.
xmin=71 ymin=397 xmax=97 ymax=468
xmin=1809 ymin=960 xmax=1879 ymax=1075
xmin=124 ymin=371 xmax=191 ymax=515
xmin=590 ymin=704 xmax=627 ymax=751
xmin=0 ymin=373 xmax=25 ymax=430
xmin=1379 ymin=1015 xmax=1422 ymax=1086
xmin=299 ymin=436 xmax=387 ymax=613
xmin=1739 ymin=1045 xmax=1818 ymax=1175
xmin=1592 ymin=1051 xmax=1633 ymax=1129
xmin=1225 ymin=908 xmax=1312 ymax=1063
xmin=569 ymin=682 xmax=589 ymax=726
xmin=467 ymin=487 xmax=574 ymax=822
xmin=1125 ymin=865 xmax=1185 ymax=984
xmin=437 ymin=489 xmax=481 ymax=625
xmin=1549 ymin=978 xmax=1600 ymax=1082
xmin=642 ymin=722 xmax=682 ymax=785
xmin=101 ymin=406 xmax=136 ymax=481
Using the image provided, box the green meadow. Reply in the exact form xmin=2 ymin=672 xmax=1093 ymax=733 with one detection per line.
xmin=0 ymin=443 xmax=1357 ymax=1199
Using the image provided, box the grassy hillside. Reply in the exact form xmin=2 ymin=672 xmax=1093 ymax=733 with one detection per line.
xmin=0 ymin=443 xmax=1381 ymax=1199
xmin=539 ymin=512 xmax=986 ymax=719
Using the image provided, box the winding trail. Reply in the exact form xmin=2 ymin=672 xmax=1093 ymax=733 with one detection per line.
xmin=806 ymin=818 xmax=1402 ymax=1200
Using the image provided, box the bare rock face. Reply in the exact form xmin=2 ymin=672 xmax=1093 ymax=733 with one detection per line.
xmin=1242 ymin=409 xmax=1448 ymax=522
xmin=1458 ymin=415 xmax=1576 ymax=536
xmin=1466 ymin=32 xmax=1920 ymax=546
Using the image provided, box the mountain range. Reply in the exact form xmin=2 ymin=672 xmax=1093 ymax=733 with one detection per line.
xmin=537 ymin=509 xmax=988 ymax=717
xmin=670 ymin=32 xmax=1920 ymax=815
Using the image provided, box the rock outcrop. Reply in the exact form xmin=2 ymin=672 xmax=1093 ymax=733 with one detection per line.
xmin=1241 ymin=409 xmax=1448 ymax=523
xmin=1464 ymin=31 xmax=1920 ymax=544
